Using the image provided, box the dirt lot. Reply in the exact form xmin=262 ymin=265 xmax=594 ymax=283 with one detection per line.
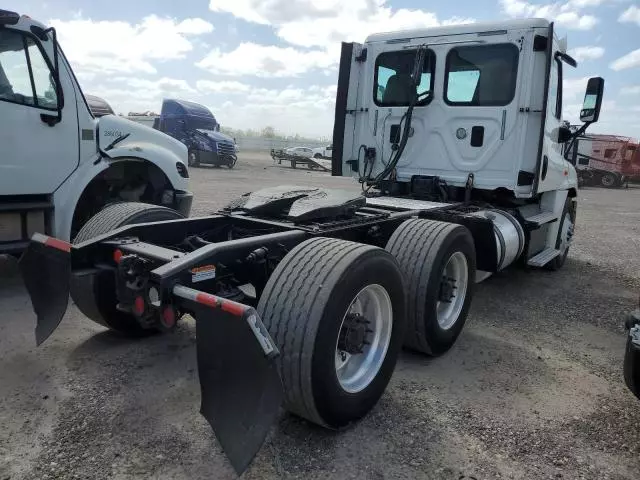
xmin=1 ymin=151 xmax=639 ymax=480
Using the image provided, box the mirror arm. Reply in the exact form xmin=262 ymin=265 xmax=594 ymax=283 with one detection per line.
xmin=571 ymin=122 xmax=591 ymax=140
xmin=564 ymin=122 xmax=592 ymax=161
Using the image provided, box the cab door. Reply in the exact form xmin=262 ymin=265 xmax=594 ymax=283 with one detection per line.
xmin=362 ymin=29 xmax=529 ymax=191
xmin=0 ymin=28 xmax=78 ymax=195
xmin=437 ymin=39 xmax=526 ymax=189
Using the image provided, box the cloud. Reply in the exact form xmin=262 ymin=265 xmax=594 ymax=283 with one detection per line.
xmin=619 ymin=5 xmax=640 ymax=26
xmin=610 ymin=49 xmax=640 ymax=71
xmin=196 ymin=80 xmax=252 ymax=93
xmin=500 ymin=0 xmax=599 ymax=30
xmin=216 ymin=84 xmax=338 ymax=136
xmin=176 ymin=18 xmax=215 ymax=35
xmin=208 ymin=0 xmax=474 ymax=49
xmin=200 ymin=1 xmax=473 ymax=80
xmin=563 ymin=77 xmax=591 ymax=101
xmin=86 ymin=77 xmax=197 ymax=114
xmin=620 ymin=85 xmax=640 ymax=95
xmin=208 ymin=0 xmax=338 ymax=25
xmin=197 ymin=43 xmax=335 ymax=77
xmin=569 ymin=46 xmax=605 ymax=62
xmin=50 ymin=15 xmax=213 ymax=74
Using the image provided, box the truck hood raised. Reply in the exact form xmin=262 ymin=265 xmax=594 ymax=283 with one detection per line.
xmin=97 ymin=115 xmax=188 ymax=162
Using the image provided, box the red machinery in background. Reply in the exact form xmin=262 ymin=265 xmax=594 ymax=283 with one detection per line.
xmin=567 ymin=132 xmax=640 ymax=188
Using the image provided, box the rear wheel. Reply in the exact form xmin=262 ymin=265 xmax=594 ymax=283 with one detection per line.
xmin=600 ymin=172 xmax=618 ymax=188
xmin=71 ymin=202 xmax=184 ymax=335
xmin=258 ymin=238 xmax=406 ymax=428
xmin=386 ymin=219 xmax=476 ymax=356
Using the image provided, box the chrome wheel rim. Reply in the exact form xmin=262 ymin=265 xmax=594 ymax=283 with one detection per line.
xmin=335 ymin=284 xmax=393 ymax=393
xmin=559 ymin=212 xmax=574 ymax=254
xmin=436 ymin=251 xmax=469 ymax=330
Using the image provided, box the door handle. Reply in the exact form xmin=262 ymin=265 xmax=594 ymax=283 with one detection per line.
xmin=40 ymin=113 xmax=61 ymax=127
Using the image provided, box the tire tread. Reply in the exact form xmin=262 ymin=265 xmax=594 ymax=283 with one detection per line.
xmin=258 ymin=238 xmax=380 ymax=426
xmin=386 ymin=218 xmax=470 ymax=355
xmin=74 ymin=202 xmax=182 ymax=244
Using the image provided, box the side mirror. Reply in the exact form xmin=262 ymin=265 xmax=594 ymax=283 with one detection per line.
xmin=557 ymin=126 xmax=572 ymax=144
xmin=580 ymin=77 xmax=604 ymax=123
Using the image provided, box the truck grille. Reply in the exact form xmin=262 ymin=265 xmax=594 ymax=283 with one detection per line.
xmin=217 ymin=142 xmax=236 ymax=157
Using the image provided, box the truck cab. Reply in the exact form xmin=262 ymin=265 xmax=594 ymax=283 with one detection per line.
xmin=152 ymin=98 xmax=238 ymax=169
xmin=333 ymin=18 xmax=603 ymax=270
xmin=0 ymin=10 xmax=192 ymax=253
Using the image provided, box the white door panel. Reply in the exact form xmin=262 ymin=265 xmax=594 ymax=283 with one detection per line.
xmin=363 ymin=30 xmax=532 ymax=190
xmin=0 ymin=28 xmax=78 ymax=195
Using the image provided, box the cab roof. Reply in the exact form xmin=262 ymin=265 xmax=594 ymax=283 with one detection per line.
xmin=365 ymin=18 xmax=550 ymax=44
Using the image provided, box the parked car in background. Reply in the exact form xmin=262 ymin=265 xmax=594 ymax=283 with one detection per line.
xmin=312 ymin=145 xmax=333 ymax=158
xmin=284 ymin=146 xmax=314 ymax=158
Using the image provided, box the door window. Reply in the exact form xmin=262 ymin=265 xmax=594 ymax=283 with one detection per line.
xmin=374 ymin=49 xmax=435 ymax=106
xmin=0 ymin=29 xmax=58 ymax=109
xmin=445 ymin=44 xmax=519 ymax=106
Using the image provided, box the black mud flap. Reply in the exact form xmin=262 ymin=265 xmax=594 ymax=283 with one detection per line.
xmin=18 ymin=234 xmax=71 ymax=345
xmin=173 ymin=286 xmax=282 ymax=475
xmin=624 ymin=325 xmax=640 ymax=400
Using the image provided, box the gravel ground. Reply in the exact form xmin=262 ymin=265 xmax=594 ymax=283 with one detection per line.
xmin=1 ymin=151 xmax=639 ymax=480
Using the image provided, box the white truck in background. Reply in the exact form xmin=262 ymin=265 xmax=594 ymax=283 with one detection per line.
xmin=311 ymin=144 xmax=333 ymax=158
xmin=0 ymin=10 xmax=193 ymax=254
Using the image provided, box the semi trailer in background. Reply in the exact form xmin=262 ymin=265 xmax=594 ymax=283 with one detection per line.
xmin=18 ymin=16 xmax=606 ymax=476
xmin=0 ymin=10 xmax=192 ymax=254
xmin=85 ymin=94 xmax=115 ymax=118
xmin=128 ymin=99 xmax=238 ymax=168
xmin=566 ymin=132 xmax=640 ymax=187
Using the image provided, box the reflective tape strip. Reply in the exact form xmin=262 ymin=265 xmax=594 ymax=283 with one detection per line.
xmin=173 ymin=284 xmax=277 ymax=357
xmin=32 ymin=233 xmax=71 ymax=253
xmin=173 ymin=285 xmax=246 ymax=317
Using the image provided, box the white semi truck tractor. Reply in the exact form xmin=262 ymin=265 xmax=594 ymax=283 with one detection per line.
xmin=19 ymin=18 xmax=604 ymax=474
xmin=0 ymin=10 xmax=193 ymax=254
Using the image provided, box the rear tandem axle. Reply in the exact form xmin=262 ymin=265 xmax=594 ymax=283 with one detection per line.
xmin=20 ymin=187 xmax=513 ymax=474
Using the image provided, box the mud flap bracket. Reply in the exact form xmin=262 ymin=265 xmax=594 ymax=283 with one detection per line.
xmin=172 ymin=285 xmax=283 ymax=475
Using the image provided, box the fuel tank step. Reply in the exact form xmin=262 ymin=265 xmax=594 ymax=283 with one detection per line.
xmin=524 ymin=210 xmax=557 ymax=227
xmin=527 ymin=247 xmax=561 ymax=267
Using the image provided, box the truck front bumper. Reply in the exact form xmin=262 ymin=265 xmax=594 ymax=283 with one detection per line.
xmin=174 ymin=190 xmax=193 ymax=217
xmin=195 ymin=150 xmax=237 ymax=166
xmin=624 ymin=310 xmax=640 ymax=400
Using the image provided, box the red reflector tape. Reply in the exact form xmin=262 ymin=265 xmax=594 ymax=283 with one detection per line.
xmin=44 ymin=237 xmax=71 ymax=253
xmin=173 ymin=285 xmax=248 ymax=317
xmin=194 ymin=292 xmax=245 ymax=317
xmin=195 ymin=292 xmax=217 ymax=308
xmin=220 ymin=300 xmax=246 ymax=317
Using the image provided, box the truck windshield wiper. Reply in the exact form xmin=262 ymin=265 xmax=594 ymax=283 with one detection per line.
xmin=104 ymin=133 xmax=131 ymax=151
